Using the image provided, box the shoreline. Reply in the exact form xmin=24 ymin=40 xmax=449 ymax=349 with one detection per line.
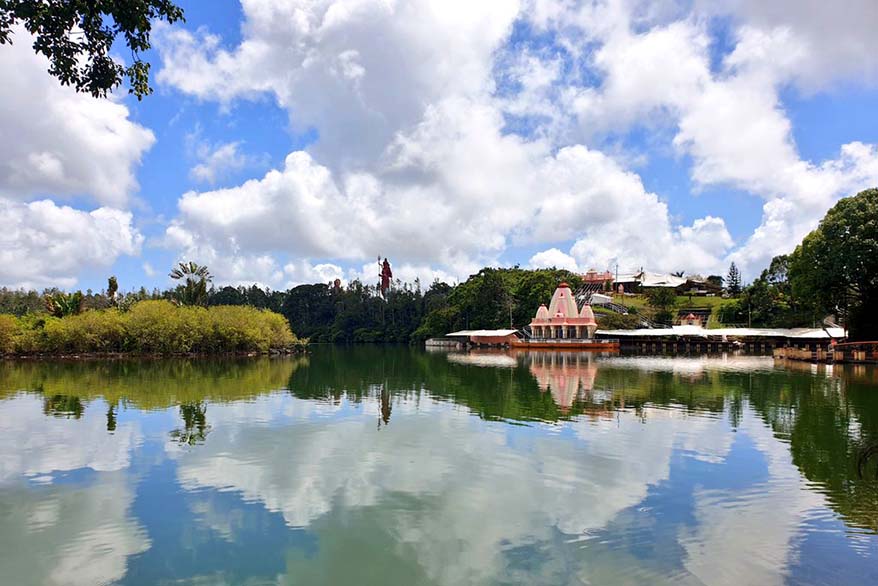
xmin=0 ymin=347 xmax=308 ymax=362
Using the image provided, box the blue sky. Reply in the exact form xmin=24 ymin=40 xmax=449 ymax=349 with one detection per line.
xmin=2 ymin=0 xmax=877 ymax=292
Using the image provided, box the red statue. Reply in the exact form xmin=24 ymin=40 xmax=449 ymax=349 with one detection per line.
xmin=379 ymin=257 xmax=393 ymax=297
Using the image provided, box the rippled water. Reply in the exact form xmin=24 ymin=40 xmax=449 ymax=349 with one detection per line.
xmin=1 ymin=347 xmax=877 ymax=585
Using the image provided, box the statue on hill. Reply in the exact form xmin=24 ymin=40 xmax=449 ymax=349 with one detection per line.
xmin=379 ymin=257 xmax=393 ymax=297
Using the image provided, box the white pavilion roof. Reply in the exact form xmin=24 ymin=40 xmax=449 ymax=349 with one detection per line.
xmin=447 ymin=329 xmax=519 ymax=337
xmin=597 ymin=325 xmax=845 ymax=339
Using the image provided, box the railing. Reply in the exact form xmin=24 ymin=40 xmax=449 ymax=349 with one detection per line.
xmin=773 ymin=342 xmax=878 ymax=363
xmin=600 ymin=301 xmax=631 ymax=314
xmin=833 ymin=341 xmax=878 ymax=349
xmin=574 ymin=283 xmax=605 ymax=303
xmin=526 ymin=337 xmax=619 ymax=345
xmin=833 ymin=341 xmax=878 ymax=363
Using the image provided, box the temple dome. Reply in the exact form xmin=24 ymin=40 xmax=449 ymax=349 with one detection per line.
xmin=547 ymin=283 xmax=578 ymax=318
xmin=579 ymin=304 xmax=597 ymax=326
xmin=535 ymin=304 xmax=549 ymax=321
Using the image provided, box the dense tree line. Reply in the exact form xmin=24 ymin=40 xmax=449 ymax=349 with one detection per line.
xmin=789 ymin=188 xmax=878 ymax=339
xmin=280 ymin=267 xmax=584 ymax=342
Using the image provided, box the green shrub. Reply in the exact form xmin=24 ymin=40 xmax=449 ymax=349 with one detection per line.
xmin=597 ymin=312 xmax=642 ymax=330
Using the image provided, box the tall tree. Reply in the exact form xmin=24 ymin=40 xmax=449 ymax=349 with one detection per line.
xmin=789 ymin=188 xmax=878 ymax=339
xmin=107 ymin=275 xmax=118 ymax=306
xmin=726 ymin=262 xmax=742 ymax=296
xmin=0 ymin=0 xmax=184 ymax=99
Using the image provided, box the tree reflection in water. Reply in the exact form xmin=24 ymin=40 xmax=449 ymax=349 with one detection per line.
xmin=42 ymin=394 xmax=84 ymax=419
xmin=378 ymin=385 xmax=392 ymax=429
xmin=169 ymin=401 xmax=211 ymax=446
xmin=106 ymin=404 xmax=117 ymax=432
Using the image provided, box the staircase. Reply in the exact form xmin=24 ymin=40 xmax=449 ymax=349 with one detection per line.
xmin=573 ymin=283 xmax=604 ymax=304
xmin=588 ymin=296 xmax=670 ymax=329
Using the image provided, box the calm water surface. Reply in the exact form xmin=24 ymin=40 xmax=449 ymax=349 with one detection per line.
xmin=1 ymin=347 xmax=877 ymax=585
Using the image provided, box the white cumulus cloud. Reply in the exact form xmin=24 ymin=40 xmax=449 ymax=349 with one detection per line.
xmin=189 ymin=141 xmax=251 ymax=184
xmin=529 ymin=248 xmax=579 ymax=272
xmin=0 ymin=199 xmax=143 ymax=289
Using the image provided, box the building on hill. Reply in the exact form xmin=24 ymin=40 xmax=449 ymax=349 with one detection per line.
xmin=613 ymin=270 xmax=688 ymax=293
xmin=582 ymin=269 xmax=614 ymax=289
xmin=613 ymin=272 xmax=641 ymax=294
xmin=609 ymin=270 xmax=721 ymax=295
xmin=677 ymin=278 xmax=723 ymax=297
xmin=639 ymin=272 xmax=689 ymax=289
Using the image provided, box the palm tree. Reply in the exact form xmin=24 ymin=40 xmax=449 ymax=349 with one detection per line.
xmin=169 ymin=401 xmax=210 ymax=445
xmin=169 ymin=261 xmax=212 ymax=306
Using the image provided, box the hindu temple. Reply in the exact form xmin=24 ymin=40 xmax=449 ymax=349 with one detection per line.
xmin=529 ymin=282 xmax=598 ymax=340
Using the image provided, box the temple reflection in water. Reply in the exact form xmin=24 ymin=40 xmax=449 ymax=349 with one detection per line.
xmin=522 ymin=351 xmax=613 ymax=414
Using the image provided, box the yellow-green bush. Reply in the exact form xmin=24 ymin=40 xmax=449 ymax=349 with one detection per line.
xmin=0 ymin=314 xmax=17 ymax=354
xmin=11 ymin=315 xmax=51 ymax=354
xmin=43 ymin=309 xmax=128 ymax=353
xmin=0 ymin=300 xmax=303 ymax=355
xmin=209 ymin=305 xmax=296 ymax=352
xmin=124 ymin=301 xmax=209 ymax=353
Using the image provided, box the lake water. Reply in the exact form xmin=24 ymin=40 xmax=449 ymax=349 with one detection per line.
xmin=1 ymin=347 xmax=877 ymax=585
